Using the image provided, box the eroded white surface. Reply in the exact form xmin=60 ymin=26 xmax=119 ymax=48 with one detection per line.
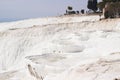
xmin=0 ymin=16 xmax=120 ymax=80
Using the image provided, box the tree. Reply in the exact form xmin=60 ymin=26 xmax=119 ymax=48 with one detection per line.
xmin=103 ymin=0 xmax=120 ymax=2
xmin=97 ymin=2 xmax=106 ymax=11
xmin=81 ymin=9 xmax=85 ymax=14
xmin=98 ymin=0 xmax=120 ymax=18
xmin=87 ymin=0 xmax=98 ymax=12
xmin=67 ymin=6 xmax=73 ymax=10
xmin=97 ymin=0 xmax=120 ymax=12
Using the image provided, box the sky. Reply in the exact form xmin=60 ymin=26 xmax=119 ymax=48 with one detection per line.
xmin=0 ymin=0 xmax=100 ymax=22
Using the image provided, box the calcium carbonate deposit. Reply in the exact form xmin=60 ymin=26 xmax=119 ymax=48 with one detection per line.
xmin=0 ymin=15 xmax=120 ymax=80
